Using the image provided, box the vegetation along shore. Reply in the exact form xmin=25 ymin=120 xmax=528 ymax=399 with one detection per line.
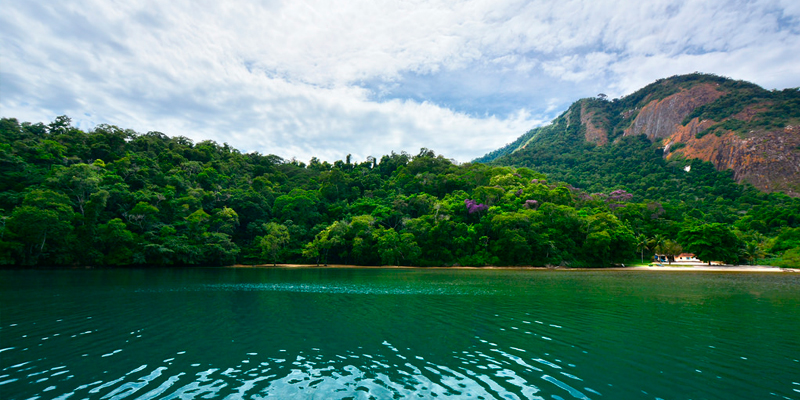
xmin=1 ymin=74 xmax=799 ymax=268
xmin=228 ymin=264 xmax=793 ymax=272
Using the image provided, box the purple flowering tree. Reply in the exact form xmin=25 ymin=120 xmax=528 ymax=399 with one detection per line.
xmin=464 ymin=199 xmax=489 ymax=214
xmin=607 ymin=189 xmax=633 ymax=202
xmin=580 ymin=193 xmax=592 ymax=201
xmin=606 ymin=189 xmax=633 ymax=211
xmin=523 ymin=199 xmax=539 ymax=210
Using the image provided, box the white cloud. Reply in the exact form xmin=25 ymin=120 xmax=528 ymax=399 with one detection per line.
xmin=1 ymin=0 xmax=798 ymax=163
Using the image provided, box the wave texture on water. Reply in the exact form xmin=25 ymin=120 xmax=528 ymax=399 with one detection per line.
xmin=1 ymin=333 xmax=602 ymax=400
xmin=2 ymin=269 xmax=799 ymax=400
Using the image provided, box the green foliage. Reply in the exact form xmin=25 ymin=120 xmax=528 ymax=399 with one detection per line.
xmin=7 ymin=190 xmax=75 ymax=262
xmin=373 ymin=228 xmax=421 ymax=265
xmin=740 ymin=240 xmax=766 ymax=266
xmin=688 ymin=86 xmax=800 ymax=138
xmin=257 ymin=222 xmax=290 ymax=266
xmin=584 ymin=212 xmax=636 ymax=266
xmin=678 ymin=223 xmax=741 ymax=265
xmin=469 ymin=74 xmax=800 ymax=267
xmin=773 ymin=247 xmax=800 ymax=268
xmin=2 ymin=103 xmax=798 ymax=268
xmin=96 ymin=218 xmax=136 ymax=265
xmin=682 ymin=80 xmax=771 ymax=125
xmin=480 ymin=77 xmax=799 ymax=238
xmin=472 ymin=128 xmax=540 ymax=163
xmin=770 ymin=227 xmax=800 ymax=253
xmin=667 ymin=142 xmax=686 ymax=153
xmin=635 ymin=234 xmax=650 ymax=263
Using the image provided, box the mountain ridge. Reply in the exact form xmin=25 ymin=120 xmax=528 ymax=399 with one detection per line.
xmin=477 ymin=73 xmax=800 ymax=196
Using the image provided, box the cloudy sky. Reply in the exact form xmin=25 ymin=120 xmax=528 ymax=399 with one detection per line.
xmin=2 ymin=1 xmax=799 ymax=163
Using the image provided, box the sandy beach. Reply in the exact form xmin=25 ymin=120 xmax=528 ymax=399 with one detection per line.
xmin=231 ymin=264 xmax=795 ymax=272
xmin=621 ymin=264 xmax=792 ymax=272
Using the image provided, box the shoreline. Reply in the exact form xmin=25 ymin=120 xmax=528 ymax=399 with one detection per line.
xmin=230 ymin=264 xmax=794 ymax=272
xmin=616 ymin=265 xmax=791 ymax=272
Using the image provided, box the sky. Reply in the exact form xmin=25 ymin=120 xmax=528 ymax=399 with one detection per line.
xmin=2 ymin=0 xmax=799 ymax=163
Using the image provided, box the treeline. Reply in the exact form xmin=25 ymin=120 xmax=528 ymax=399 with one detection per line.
xmin=489 ymin=94 xmax=800 ymax=266
xmin=1 ymin=116 xmax=798 ymax=267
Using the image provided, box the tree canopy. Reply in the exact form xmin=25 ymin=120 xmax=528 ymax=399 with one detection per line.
xmin=1 ymin=116 xmax=798 ymax=267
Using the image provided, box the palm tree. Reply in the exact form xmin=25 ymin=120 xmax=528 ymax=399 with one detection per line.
xmin=650 ymin=234 xmax=667 ymax=262
xmin=635 ymin=234 xmax=650 ymax=264
xmin=741 ymin=241 xmax=765 ymax=265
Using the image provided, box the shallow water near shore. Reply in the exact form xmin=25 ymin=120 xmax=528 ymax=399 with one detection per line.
xmin=1 ymin=268 xmax=799 ymax=400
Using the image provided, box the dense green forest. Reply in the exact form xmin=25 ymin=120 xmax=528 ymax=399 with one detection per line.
xmin=480 ymin=74 xmax=800 ymax=267
xmin=1 ymin=115 xmax=798 ymax=267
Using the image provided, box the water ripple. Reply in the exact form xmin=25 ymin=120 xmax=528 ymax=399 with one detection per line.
xmin=137 ymin=282 xmax=501 ymax=296
xmin=0 ymin=340 xmax=603 ymax=399
xmin=3 ymin=269 xmax=799 ymax=400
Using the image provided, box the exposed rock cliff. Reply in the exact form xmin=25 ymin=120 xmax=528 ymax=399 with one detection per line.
xmin=478 ymin=73 xmax=800 ymax=197
xmin=617 ymin=82 xmax=799 ymax=196
xmin=623 ymin=83 xmax=723 ymax=141
xmin=581 ymin=102 xmax=608 ymax=145
xmin=668 ymin=125 xmax=800 ymax=196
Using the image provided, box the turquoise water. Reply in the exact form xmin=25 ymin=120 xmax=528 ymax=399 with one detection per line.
xmin=1 ymin=268 xmax=799 ymax=399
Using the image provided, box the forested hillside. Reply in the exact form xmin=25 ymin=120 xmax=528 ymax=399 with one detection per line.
xmin=480 ymin=73 xmax=800 ymax=196
xmin=476 ymin=74 xmax=800 ymax=267
xmin=1 ymin=114 xmax=798 ymax=268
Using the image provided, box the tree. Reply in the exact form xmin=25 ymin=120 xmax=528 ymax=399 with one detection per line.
xmin=583 ymin=212 xmax=635 ymax=266
xmin=48 ymin=163 xmax=103 ymax=218
xmin=3 ymin=110 xmax=800 ymax=268
xmin=128 ymin=202 xmax=160 ymax=232
xmin=771 ymin=227 xmax=800 ymax=252
xmin=490 ymin=212 xmax=534 ymax=265
xmin=347 ymin=215 xmax=377 ymax=264
xmin=273 ymin=189 xmax=320 ymax=225
xmin=635 ymin=234 xmax=650 ymax=264
xmin=211 ymin=206 xmax=239 ymax=234
xmin=96 ymin=218 xmax=136 ymax=265
xmin=774 ymin=247 xmax=800 ymax=268
xmin=678 ymin=223 xmax=741 ymax=265
xmin=7 ymin=190 xmax=75 ymax=265
xmin=740 ymin=241 xmax=765 ymax=265
xmin=373 ymin=228 xmax=421 ymax=266
xmin=185 ymin=209 xmax=210 ymax=234
xmin=585 ymin=231 xmax=612 ymax=265
xmin=257 ymin=222 xmax=289 ymax=266
xmin=661 ymin=240 xmax=683 ymax=264
xmin=48 ymin=115 xmax=73 ymax=135
xmin=302 ymin=240 xmax=321 ymax=267
xmin=303 ymin=222 xmax=346 ymax=266
xmin=201 ymin=232 xmax=240 ymax=266
xmin=650 ymin=234 xmax=667 ymax=256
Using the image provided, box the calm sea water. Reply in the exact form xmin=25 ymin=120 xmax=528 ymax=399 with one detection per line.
xmin=1 ymin=268 xmax=798 ymax=400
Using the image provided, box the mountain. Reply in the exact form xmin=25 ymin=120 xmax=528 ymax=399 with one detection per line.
xmin=477 ymin=73 xmax=800 ymax=197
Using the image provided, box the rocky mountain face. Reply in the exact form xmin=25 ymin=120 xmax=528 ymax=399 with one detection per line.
xmin=480 ymin=74 xmax=800 ymax=197
xmin=621 ymin=81 xmax=799 ymax=196
xmin=622 ymin=83 xmax=723 ymax=141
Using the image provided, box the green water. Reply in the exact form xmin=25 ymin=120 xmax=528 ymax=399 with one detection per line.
xmin=1 ymin=268 xmax=798 ymax=400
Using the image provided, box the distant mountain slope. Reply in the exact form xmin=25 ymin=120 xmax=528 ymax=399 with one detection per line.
xmin=477 ymin=73 xmax=800 ymax=197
